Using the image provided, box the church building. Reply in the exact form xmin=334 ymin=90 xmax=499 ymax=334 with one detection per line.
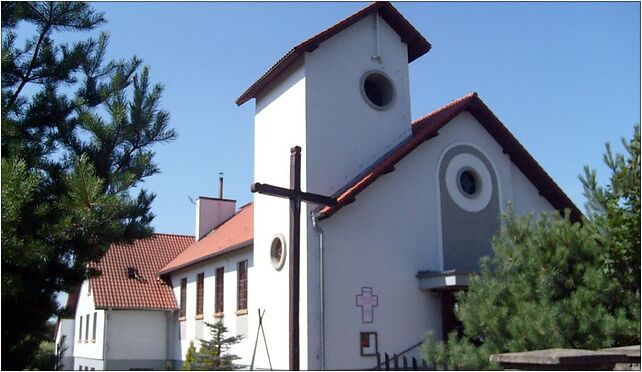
xmin=56 ymin=2 xmax=580 ymax=370
xmin=238 ymin=1 xmax=578 ymax=370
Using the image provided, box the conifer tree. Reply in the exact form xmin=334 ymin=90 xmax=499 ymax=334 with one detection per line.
xmin=183 ymin=341 xmax=197 ymax=371
xmin=422 ymin=125 xmax=641 ymax=369
xmin=1 ymin=3 xmax=176 ymax=368
xmin=191 ymin=320 xmax=243 ymax=370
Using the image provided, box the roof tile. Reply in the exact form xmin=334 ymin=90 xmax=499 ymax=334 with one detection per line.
xmin=89 ymin=233 xmax=193 ymax=310
xmin=159 ymin=203 xmax=253 ymax=275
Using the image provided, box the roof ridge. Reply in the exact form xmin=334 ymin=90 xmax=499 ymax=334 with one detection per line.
xmin=317 ymin=92 xmax=581 ymax=221
xmin=236 ymin=1 xmax=430 ymax=106
xmin=412 ymin=91 xmax=477 ymax=126
xmin=152 ymin=232 xmax=194 ymax=238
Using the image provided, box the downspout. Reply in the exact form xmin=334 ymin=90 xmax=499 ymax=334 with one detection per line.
xmin=103 ymin=309 xmax=111 ymax=370
xmin=311 ymin=213 xmax=325 ymax=370
xmin=165 ymin=311 xmax=172 ymax=366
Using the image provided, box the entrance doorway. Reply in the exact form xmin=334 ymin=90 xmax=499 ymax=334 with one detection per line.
xmin=440 ymin=289 xmax=464 ymax=341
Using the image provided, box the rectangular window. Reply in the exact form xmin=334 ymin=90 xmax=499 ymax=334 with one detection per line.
xmin=215 ymin=267 xmax=224 ymax=314
xmin=179 ymin=278 xmax=187 ymax=319
xmin=196 ymin=273 xmax=204 ymax=317
xmin=85 ymin=314 xmax=90 ymax=341
xmin=92 ymin=311 xmax=97 ymax=341
xmin=78 ymin=316 xmax=83 ymax=341
xmin=237 ymin=260 xmax=248 ymax=311
xmin=78 ymin=365 xmax=82 ymax=370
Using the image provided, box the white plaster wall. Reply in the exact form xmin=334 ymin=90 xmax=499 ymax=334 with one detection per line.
xmin=318 ymin=132 xmax=445 ymax=370
xmin=105 ymin=310 xmax=168 ymax=361
xmin=510 ymin=163 xmax=556 ymax=215
xmin=315 ymin=111 xmax=558 ymax=369
xmin=73 ymin=280 xmax=105 ymax=363
xmin=169 ymin=246 xmax=253 ymax=367
xmin=302 ymin=15 xmax=414 ymax=369
xmin=252 ymin=59 xmax=308 ymax=370
xmin=55 ymin=318 xmax=75 ymax=370
xmin=305 ymin=13 xmax=412 ymax=196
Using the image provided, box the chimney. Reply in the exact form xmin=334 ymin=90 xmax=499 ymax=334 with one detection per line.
xmin=194 ymin=174 xmax=236 ymax=241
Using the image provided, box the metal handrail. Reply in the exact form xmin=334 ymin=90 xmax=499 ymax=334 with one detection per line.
xmin=373 ymin=341 xmax=424 ymax=369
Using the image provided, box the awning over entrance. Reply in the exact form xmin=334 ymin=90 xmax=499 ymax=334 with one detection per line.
xmin=416 ymin=269 xmax=471 ymax=291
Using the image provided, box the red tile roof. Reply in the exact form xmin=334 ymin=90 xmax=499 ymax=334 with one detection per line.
xmin=159 ymin=203 xmax=254 ymax=275
xmin=89 ymin=233 xmax=193 ymax=310
xmin=316 ymin=92 xmax=582 ymax=222
xmin=236 ymin=1 xmax=431 ymax=106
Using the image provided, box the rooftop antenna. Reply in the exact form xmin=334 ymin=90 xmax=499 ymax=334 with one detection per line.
xmin=218 ymin=172 xmax=224 ymax=199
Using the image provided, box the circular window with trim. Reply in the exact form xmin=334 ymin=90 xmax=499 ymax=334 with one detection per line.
xmin=445 ymin=153 xmax=493 ymax=213
xmin=457 ymin=167 xmax=481 ymax=198
xmin=360 ymin=71 xmax=395 ymax=110
xmin=270 ymin=234 xmax=287 ymax=270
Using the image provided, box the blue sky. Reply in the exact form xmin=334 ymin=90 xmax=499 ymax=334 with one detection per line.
xmin=77 ymin=2 xmax=640 ymax=236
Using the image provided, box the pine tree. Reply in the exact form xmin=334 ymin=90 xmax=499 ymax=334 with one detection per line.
xmin=422 ymin=125 xmax=641 ymax=370
xmin=191 ymin=320 xmax=243 ymax=370
xmin=183 ymin=341 xmax=197 ymax=371
xmin=1 ymin=3 xmax=176 ymax=368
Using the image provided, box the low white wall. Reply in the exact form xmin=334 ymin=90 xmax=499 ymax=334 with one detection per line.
xmin=55 ymin=318 xmax=75 ymax=370
xmin=106 ymin=310 xmax=169 ymax=361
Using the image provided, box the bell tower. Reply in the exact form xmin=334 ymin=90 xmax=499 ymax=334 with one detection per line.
xmin=236 ymin=2 xmax=430 ymax=369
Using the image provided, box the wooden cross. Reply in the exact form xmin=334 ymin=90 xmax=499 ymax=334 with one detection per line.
xmin=251 ymin=145 xmax=336 ymax=370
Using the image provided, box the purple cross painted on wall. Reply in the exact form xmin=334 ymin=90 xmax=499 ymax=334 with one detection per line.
xmin=356 ymin=287 xmax=379 ymax=323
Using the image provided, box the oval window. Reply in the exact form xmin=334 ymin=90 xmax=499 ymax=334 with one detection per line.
xmin=361 ymin=71 xmax=395 ymax=110
xmin=458 ymin=169 xmax=480 ymax=197
xmin=270 ymin=235 xmax=287 ymax=270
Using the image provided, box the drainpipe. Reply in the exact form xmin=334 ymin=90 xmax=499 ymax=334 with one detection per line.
xmin=103 ymin=309 xmax=111 ymax=370
xmin=165 ymin=311 xmax=172 ymax=366
xmin=311 ymin=213 xmax=325 ymax=370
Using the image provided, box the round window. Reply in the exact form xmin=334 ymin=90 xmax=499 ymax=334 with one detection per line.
xmin=457 ymin=168 xmax=480 ymax=198
xmin=360 ymin=71 xmax=395 ymax=110
xmin=270 ymin=235 xmax=286 ymax=270
xmin=444 ymin=152 xmax=493 ymax=213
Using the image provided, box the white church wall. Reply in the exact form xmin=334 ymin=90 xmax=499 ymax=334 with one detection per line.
xmin=305 ymin=12 xmax=412 ymax=197
xmin=509 ymin=162 xmax=556 ymax=215
xmin=317 ymin=136 xmax=444 ymax=370
xmin=252 ymin=58 xmax=308 ymax=370
xmin=169 ymin=246 xmax=253 ymax=368
xmin=301 ymin=13 xmax=414 ymax=369
xmin=73 ymin=280 xmax=105 ymax=370
xmin=315 ymin=111 xmax=558 ymax=369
